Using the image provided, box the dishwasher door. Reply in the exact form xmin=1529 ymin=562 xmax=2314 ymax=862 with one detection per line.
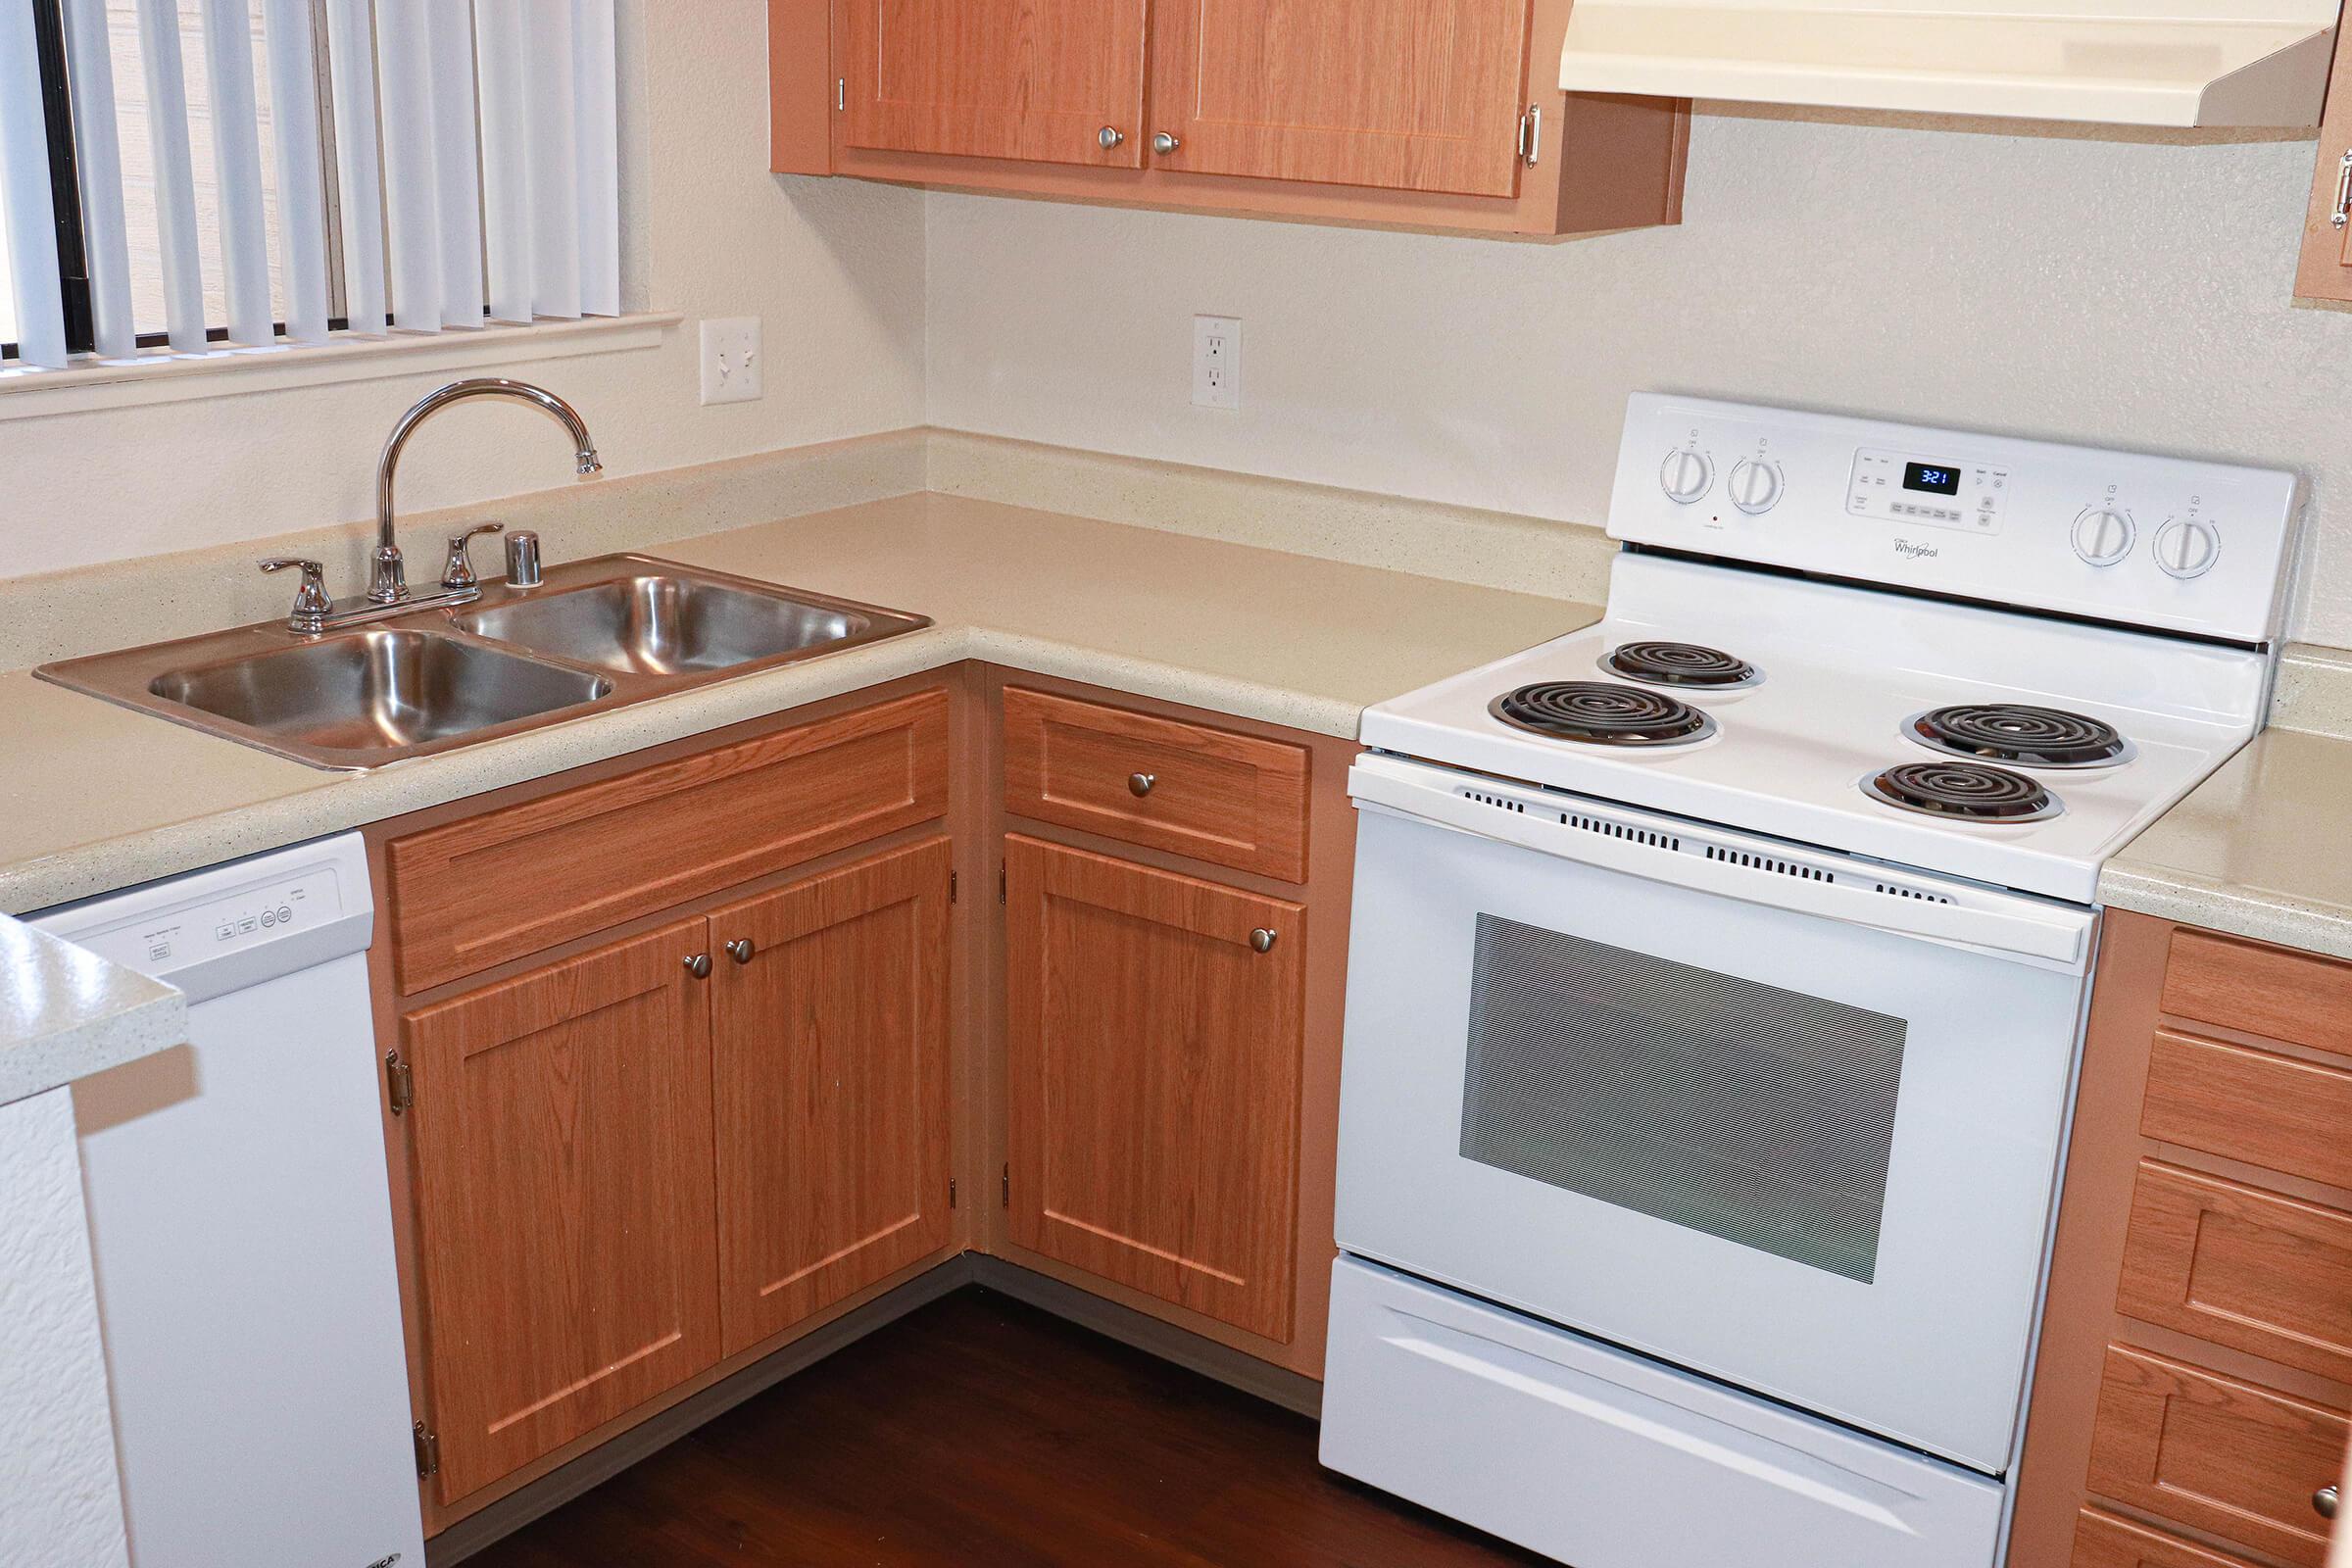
xmin=37 ymin=834 xmax=425 ymax=1568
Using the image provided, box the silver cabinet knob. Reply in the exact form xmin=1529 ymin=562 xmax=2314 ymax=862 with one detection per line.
xmin=1250 ymin=928 xmax=1277 ymax=954
xmin=1152 ymin=131 xmax=1180 ymax=155
xmin=2318 ymin=1485 xmax=2339 ymax=1520
xmin=724 ymin=938 xmax=755 ymax=965
xmin=1098 ymin=125 xmax=1126 ymax=150
xmin=1129 ymin=772 xmax=1156 ymax=798
xmin=683 ymin=954 xmax=711 ymax=979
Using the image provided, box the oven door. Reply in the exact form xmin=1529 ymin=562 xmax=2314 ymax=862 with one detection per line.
xmin=1335 ymin=755 xmax=2098 ymax=1473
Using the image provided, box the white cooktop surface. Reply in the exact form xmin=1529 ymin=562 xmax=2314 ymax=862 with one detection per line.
xmin=1362 ymin=554 xmax=2268 ymax=904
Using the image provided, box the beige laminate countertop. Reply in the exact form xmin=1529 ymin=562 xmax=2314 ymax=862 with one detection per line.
xmin=2099 ymin=726 xmax=2352 ymax=962
xmin=0 ymin=912 xmax=184 ymax=1105
xmin=0 ymin=492 xmax=1598 ymax=914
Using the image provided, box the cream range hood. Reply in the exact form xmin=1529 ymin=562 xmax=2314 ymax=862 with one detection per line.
xmin=1558 ymin=1 xmax=2339 ymax=127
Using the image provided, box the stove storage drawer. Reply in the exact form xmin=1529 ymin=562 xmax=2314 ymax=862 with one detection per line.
xmin=1318 ymin=1257 xmax=2006 ymax=1568
xmin=2118 ymin=1161 xmax=2352 ymax=1384
xmin=2073 ymin=1507 xmax=2266 ymax=1568
xmin=1000 ymin=686 xmax=1310 ymax=881
xmin=2084 ymin=1346 xmax=2349 ymax=1567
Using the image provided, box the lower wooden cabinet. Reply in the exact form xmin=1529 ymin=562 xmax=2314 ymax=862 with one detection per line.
xmin=1002 ymin=833 xmax=1306 ymax=1344
xmin=710 ymin=838 xmax=956 ymax=1353
xmin=401 ymin=917 xmax=723 ymax=1504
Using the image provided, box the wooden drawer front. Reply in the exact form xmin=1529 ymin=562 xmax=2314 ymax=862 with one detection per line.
xmin=2163 ymin=930 xmax=2352 ymax=1057
xmin=2075 ymin=1508 xmax=2266 ymax=1568
xmin=2121 ymin=1161 xmax=2352 ymax=1384
xmin=1002 ymin=687 xmax=1309 ymax=881
xmin=2085 ymin=1347 xmax=2348 ymax=1567
xmin=388 ymin=689 xmax=951 ymax=992
xmin=2142 ymin=1030 xmax=2352 ymax=1191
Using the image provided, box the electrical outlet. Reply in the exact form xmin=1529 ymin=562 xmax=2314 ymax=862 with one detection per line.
xmin=699 ymin=317 xmax=762 ymax=406
xmin=1193 ymin=316 xmax=1241 ymax=411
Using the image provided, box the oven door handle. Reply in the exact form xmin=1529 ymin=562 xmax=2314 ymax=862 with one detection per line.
xmin=1350 ymin=760 xmax=2092 ymax=968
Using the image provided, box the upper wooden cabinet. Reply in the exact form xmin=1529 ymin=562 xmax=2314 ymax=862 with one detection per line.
xmin=838 ymin=0 xmax=1150 ymax=168
xmin=775 ymin=0 xmax=1687 ymax=237
xmin=1150 ymin=0 xmax=1534 ymax=197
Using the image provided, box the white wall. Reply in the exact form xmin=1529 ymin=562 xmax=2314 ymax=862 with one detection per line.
xmin=0 ymin=1088 xmax=128 ymax=1568
xmin=0 ymin=0 xmax=924 ymax=581
xmin=925 ymin=111 xmax=2352 ymax=648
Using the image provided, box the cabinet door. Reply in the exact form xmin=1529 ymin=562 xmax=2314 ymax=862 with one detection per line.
xmin=1004 ymin=834 xmax=1305 ymax=1342
xmin=2298 ymin=21 xmax=2352 ymax=301
xmin=837 ymin=0 xmax=1149 ymax=168
xmin=1149 ymin=0 xmax=1534 ymax=197
xmin=403 ymin=918 xmax=722 ymax=1504
xmin=710 ymin=838 xmax=955 ymax=1353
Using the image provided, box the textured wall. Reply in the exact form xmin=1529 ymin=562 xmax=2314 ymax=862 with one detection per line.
xmin=0 ymin=1088 xmax=128 ymax=1568
xmin=0 ymin=0 xmax=926 ymax=581
xmin=925 ymin=111 xmax=2352 ymax=647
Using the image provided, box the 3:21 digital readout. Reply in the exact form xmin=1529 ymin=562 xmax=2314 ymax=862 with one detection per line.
xmin=1903 ymin=462 xmax=1962 ymax=496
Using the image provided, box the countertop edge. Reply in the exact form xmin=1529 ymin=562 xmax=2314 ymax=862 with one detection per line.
xmin=0 ymin=915 xmax=187 ymax=1106
xmin=2095 ymin=863 xmax=2352 ymax=965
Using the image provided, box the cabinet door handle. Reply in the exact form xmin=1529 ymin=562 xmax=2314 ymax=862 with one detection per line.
xmin=1098 ymin=125 xmax=1126 ymax=150
xmin=1250 ymin=928 xmax=1277 ymax=954
xmin=724 ymin=938 xmax=755 ymax=965
xmin=2318 ymin=1485 xmax=2339 ymax=1520
xmin=1152 ymin=131 xmax=1179 ymax=155
xmin=684 ymin=953 xmax=711 ymax=979
xmin=1128 ymin=772 xmax=1156 ymax=798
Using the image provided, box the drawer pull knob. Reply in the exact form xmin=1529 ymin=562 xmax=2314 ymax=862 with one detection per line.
xmin=1128 ymin=772 xmax=1156 ymax=798
xmin=684 ymin=953 xmax=712 ymax=979
xmin=724 ymin=938 xmax=755 ymax=965
xmin=1250 ymin=928 xmax=1277 ymax=954
xmin=2319 ymin=1485 xmax=2339 ymax=1520
xmin=1098 ymin=125 xmax=1125 ymax=150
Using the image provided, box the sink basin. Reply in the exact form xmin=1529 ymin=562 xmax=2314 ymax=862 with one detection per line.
xmin=450 ymin=572 xmax=894 ymax=676
xmin=146 ymin=629 xmax=612 ymax=765
xmin=36 ymin=555 xmax=931 ymax=771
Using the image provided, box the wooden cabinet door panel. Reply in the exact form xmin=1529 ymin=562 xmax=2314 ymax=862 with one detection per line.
xmin=2085 ymin=1346 xmax=2348 ymax=1567
xmin=404 ymin=918 xmax=722 ymax=1503
xmin=2120 ymin=1160 xmax=2352 ymax=1384
xmin=2075 ymin=1508 xmax=2267 ymax=1568
xmin=710 ymin=838 xmax=955 ymax=1353
xmin=838 ymin=0 xmax=1149 ymax=168
xmin=1150 ymin=0 xmax=1534 ymax=196
xmin=1004 ymin=834 xmax=1304 ymax=1343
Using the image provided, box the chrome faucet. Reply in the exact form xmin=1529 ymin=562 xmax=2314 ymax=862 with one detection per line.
xmin=260 ymin=378 xmax=601 ymax=635
xmin=370 ymin=378 xmax=602 ymax=604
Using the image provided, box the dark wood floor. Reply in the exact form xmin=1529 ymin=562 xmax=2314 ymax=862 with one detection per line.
xmin=466 ymin=1286 xmax=1549 ymax=1567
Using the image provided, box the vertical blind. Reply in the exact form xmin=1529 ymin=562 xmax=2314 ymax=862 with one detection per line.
xmin=0 ymin=0 xmax=621 ymax=370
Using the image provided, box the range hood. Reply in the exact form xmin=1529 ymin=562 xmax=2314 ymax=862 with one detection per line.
xmin=1558 ymin=1 xmax=2339 ymax=127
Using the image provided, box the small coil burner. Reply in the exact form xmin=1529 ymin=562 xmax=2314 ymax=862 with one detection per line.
xmin=1906 ymin=704 xmax=2131 ymax=769
xmin=1864 ymin=760 xmax=2060 ymax=823
xmin=1490 ymin=681 xmax=1716 ymax=747
xmin=1603 ymin=641 xmax=1761 ymax=690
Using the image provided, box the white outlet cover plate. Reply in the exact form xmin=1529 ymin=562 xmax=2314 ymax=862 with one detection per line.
xmin=1193 ymin=315 xmax=1241 ymax=410
xmin=700 ymin=317 xmax=762 ymax=406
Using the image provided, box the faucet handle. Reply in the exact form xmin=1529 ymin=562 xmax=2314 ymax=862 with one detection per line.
xmin=260 ymin=558 xmax=333 ymax=634
xmin=441 ymin=522 xmax=505 ymax=590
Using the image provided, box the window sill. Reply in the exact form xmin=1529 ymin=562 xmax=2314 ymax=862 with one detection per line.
xmin=0 ymin=312 xmax=682 ymax=422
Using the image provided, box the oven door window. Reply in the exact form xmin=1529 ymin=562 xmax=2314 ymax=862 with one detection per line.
xmin=1460 ymin=914 xmax=1906 ymax=1283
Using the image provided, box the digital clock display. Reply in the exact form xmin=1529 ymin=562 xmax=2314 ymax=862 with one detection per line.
xmin=1904 ymin=462 xmax=1962 ymax=496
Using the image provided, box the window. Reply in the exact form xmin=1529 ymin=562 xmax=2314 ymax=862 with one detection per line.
xmin=0 ymin=0 xmax=620 ymax=371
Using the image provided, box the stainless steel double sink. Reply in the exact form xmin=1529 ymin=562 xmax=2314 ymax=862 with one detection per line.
xmin=36 ymin=555 xmax=932 ymax=770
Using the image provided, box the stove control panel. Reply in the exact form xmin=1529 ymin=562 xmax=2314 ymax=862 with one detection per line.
xmin=1612 ymin=395 xmax=2301 ymax=646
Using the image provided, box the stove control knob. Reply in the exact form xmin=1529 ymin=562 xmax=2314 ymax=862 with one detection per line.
xmin=1727 ymin=459 xmax=1786 ymax=515
xmin=2071 ymin=507 xmax=2136 ymax=567
xmin=1659 ymin=448 xmax=1714 ymax=505
xmin=2154 ymin=517 xmax=2222 ymax=580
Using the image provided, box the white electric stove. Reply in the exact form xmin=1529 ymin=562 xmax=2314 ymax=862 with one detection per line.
xmin=1320 ymin=395 xmax=2301 ymax=1568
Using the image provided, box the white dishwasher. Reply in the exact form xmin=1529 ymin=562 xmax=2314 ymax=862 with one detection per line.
xmin=33 ymin=833 xmax=426 ymax=1568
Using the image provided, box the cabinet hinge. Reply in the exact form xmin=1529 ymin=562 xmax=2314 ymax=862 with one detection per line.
xmin=835 ymin=76 xmax=846 ymax=113
xmin=384 ymin=1051 xmax=414 ymax=1116
xmin=998 ymin=863 xmax=1006 ymax=904
xmin=950 ymin=1176 xmax=958 ymax=1208
xmin=413 ymin=1421 xmax=439 ymax=1480
xmin=950 ymin=869 xmax=958 ymax=905
xmin=1001 ymin=1161 xmax=1010 ymax=1207
xmin=1517 ymin=103 xmax=1543 ymax=167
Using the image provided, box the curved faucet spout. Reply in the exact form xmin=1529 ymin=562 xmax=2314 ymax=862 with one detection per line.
xmin=370 ymin=378 xmax=602 ymax=604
